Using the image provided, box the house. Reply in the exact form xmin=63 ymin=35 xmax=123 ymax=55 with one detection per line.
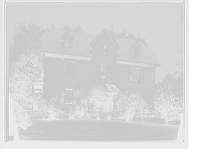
xmin=40 ymin=28 xmax=160 ymax=105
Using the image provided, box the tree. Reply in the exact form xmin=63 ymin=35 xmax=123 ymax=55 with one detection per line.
xmin=155 ymin=73 xmax=181 ymax=91
xmin=63 ymin=25 xmax=84 ymax=32
xmin=89 ymin=80 xmax=108 ymax=120
xmin=115 ymin=91 xmax=149 ymax=122
xmin=9 ymin=22 xmax=47 ymax=129
xmin=114 ymin=29 xmax=147 ymax=45
xmin=154 ymin=92 xmax=183 ymax=125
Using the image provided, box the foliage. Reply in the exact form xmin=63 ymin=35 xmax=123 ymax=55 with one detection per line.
xmin=88 ymin=80 xmax=108 ymax=119
xmin=154 ymin=92 xmax=183 ymax=124
xmin=37 ymin=93 xmax=65 ymax=119
xmin=68 ymin=105 xmax=75 ymax=120
xmin=136 ymin=93 xmax=152 ymax=121
xmin=74 ymin=87 xmax=90 ymax=118
xmin=9 ymin=22 xmax=46 ymax=128
xmin=155 ymin=73 xmax=181 ymax=91
xmin=10 ymin=94 xmax=33 ymax=130
xmin=63 ymin=25 xmax=83 ymax=32
xmin=114 ymin=29 xmax=147 ymax=45
xmin=9 ymin=22 xmax=44 ymax=104
xmin=115 ymin=91 xmax=149 ymax=122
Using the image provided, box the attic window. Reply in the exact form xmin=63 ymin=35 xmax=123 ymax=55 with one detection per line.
xmin=61 ymin=32 xmax=73 ymax=48
xmin=102 ymin=45 xmax=109 ymax=55
xmin=130 ymin=66 xmax=143 ymax=83
xmin=62 ymin=38 xmax=70 ymax=48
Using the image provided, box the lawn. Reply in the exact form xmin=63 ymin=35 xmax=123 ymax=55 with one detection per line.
xmin=19 ymin=118 xmax=179 ymax=141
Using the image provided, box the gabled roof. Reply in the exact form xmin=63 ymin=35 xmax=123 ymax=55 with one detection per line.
xmin=61 ymin=31 xmax=74 ymax=40
xmin=115 ymin=38 xmax=160 ymax=65
xmin=88 ymin=28 xmax=120 ymax=51
xmin=128 ymin=40 xmax=142 ymax=50
xmin=41 ymin=29 xmax=95 ymax=57
xmin=41 ymin=28 xmax=160 ymax=66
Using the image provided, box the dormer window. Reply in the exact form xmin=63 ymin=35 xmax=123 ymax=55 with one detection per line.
xmin=129 ymin=41 xmax=142 ymax=56
xmin=130 ymin=66 xmax=143 ymax=83
xmin=61 ymin=32 xmax=74 ymax=48
xmin=102 ymin=45 xmax=109 ymax=55
xmin=62 ymin=38 xmax=71 ymax=48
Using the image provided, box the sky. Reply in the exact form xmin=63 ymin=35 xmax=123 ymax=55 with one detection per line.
xmin=6 ymin=2 xmax=184 ymax=82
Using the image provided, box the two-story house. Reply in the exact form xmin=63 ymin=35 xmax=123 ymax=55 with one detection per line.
xmin=40 ymin=28 xmax=160 ymax=105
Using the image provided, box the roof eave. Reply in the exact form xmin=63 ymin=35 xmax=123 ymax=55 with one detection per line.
xmin=42 ymin=51 xmax=93 ymax=60
xmin=116 ymin=59 xmax=160 ymax=66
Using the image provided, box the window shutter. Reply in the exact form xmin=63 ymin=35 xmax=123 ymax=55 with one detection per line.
xmin=108 ymin=65 xmax=112 ymax=78
xmin=97 ymin=64 xmax=101 ymax=79
xmin=140 ymin=67 xmax=144 ymax=83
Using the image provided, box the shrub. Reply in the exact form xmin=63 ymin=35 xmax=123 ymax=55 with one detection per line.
xmin=115 ymin=91 xmax=149 ymax=122
xmin=87 ymin=84 xmax=108 ymax=115
xmin=135 ymin=99 xmax=150 ymax=122
xmin=10 ymin=94 xmax=32 ymax=130
xmin=38 ymin=93 xmax=65 ymax=119
xmin=74 ymin=87 xmax=90 ymax=118
xmin=154 ymin=92 xmax=183 ymax=124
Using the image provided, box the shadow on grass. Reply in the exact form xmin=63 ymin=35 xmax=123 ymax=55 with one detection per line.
xmin=34 ymin=117 xmax=180 ymax=127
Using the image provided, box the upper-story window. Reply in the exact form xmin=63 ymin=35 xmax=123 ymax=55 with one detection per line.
xmin=61 ymin=32 xmax=73 ymax=48
xmin=100 ymin=65 xmax=108 ymax=79
xmin=102 ymin=45 xmax=109 ymax=55
xmin=62 ymin=38 xmax=71 ymax=48
xmin=97 ymin=64 xmax=112 ymax=81
xmin=129 ymin=41 xmax=142 ymax=57
xmin=130 ymin=66 xmax=144 ymax=83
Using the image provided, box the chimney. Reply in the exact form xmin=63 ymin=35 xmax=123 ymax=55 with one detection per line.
xmin=109 ymin=23 xmax=114 ymax=36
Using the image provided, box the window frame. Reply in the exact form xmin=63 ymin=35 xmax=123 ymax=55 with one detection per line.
xmin=65 ymin=60 xmax=75 ymax=79
xmin=64 ymin=88 xmax=74 ymax=105
xmin=129 ymin=65 xmax=144 ymax=84
xmin=63 ymin=37 xmax=71 ymax=48
xmin=102 ymin=45 xmax=109 ymax=55
xmin=100 ymin=64 xmax=109 ymax=79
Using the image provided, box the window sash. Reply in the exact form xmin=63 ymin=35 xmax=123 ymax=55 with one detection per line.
xmin=130 ymin=66 xmax=143 ymax=83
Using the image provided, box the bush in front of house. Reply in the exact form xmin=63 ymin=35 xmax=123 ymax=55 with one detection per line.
xmin=135 ymin=99 xmax=151 ymax=122
xmin=38 ymin=93 xmax=65 ymax=119
xmin=88 ymin=80 xmax=109 ymax=120
xmin=154 ymin=92 xmax=183 ymax=125
xmin=115 ymin=91 xmax=150 ymax=122
xmin=74 ymin=81 xmax=91 ymax=118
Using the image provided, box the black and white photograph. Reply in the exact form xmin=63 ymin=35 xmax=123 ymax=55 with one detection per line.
xmin=1 ymin=0 xmax=188 ymax=149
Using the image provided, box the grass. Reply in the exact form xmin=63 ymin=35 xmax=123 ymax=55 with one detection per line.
xmin=19 ymin=118 xmax=180 ymax=141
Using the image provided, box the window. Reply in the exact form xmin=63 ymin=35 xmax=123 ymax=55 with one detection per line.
xmin=98 ymin=64 xmax=112 ymax=80
xmin=61 ymin=88 xmax=74 ymax=112
xmin=33 ymin=83 xmax=43 ymax=93
xmin=129 ymin=41 xmax=142 ymax=56
xmin=102 ymin=45 xmax=109 ymax=55
xmin=64 ymin=39 xmax=71 ymax=48
xmin=65 ymin=60 xmax=74 ymax=79
xmin=64 ymin=88 xmax=74 ymax=104
xmin=130 ymin=66 xmax=143 ymax=83
xmin=100 ymin=65 xmax=108 ymax=79
xmin=32 ymin=83 xmax=43 ymax=110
